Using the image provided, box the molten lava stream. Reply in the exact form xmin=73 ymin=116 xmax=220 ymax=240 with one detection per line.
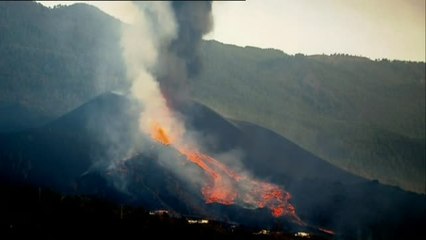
xmin=179 ymin=149 xmax=237 ymax=204
xmin=150 ymin=121 xmax=304 ymax=224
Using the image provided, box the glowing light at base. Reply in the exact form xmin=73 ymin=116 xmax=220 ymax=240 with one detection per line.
xmin=150 ymin=121 xmax=303 ymax=224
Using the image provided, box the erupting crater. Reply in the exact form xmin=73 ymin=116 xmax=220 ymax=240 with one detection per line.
xmin=150 ymin=120 xmax=303 ymax=224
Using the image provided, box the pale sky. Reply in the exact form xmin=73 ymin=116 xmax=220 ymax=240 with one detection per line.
xmin=38 ymin=0 xmax=425 ymax=61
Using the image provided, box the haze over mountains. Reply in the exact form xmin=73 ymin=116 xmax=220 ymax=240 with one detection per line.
xmin=195 ymin=42 xmax=425 ymax=193
xmin=0 ymin=2 xmax=425 ymax=239
xmin=1 ymin=1 xmax=424 ymax=193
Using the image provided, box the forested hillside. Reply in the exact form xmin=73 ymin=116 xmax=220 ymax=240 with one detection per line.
xmin=0 ymin=1 xmax=126 ymax=130
xmin=195 ymin=41 xmax=425 ymax=193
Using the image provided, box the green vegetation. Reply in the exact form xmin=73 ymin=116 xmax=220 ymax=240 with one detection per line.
xmin=194 ymin=41 xmax=425 ymax=193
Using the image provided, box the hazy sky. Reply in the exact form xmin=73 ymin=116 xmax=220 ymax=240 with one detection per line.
xmin=39 ymin=0 xmax=425 ymax=61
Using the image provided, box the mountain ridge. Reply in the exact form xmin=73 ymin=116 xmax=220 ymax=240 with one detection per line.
xmin=0 ymin=1 xmax=424 ymax=193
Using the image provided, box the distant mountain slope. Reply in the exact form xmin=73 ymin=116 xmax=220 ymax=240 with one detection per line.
xmin=0 ymin=1 xmax=424 ymax=194
xmin=0 ymin=1 xmax=126 ymax=129
xmin=194 ymin=40 xmax=425 ymax=193
xmin=0 ymin=92 xmax=361 ymax=202
xmin=0 ymin=93 xmax=424 ymax=240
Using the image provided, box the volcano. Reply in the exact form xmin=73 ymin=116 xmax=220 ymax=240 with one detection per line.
xmin=0 ymin=92 xmax=425 ymax=239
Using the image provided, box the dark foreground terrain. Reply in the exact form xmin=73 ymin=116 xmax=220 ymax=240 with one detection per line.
xmin=0 ymin=180 xmax=333 ymax=240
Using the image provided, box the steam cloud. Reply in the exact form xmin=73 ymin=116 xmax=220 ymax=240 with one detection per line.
xmin=122 ymin=1 xmax=213 ymax=110
xmin=120 ymin=1 xmax=214 ymax=185
xmin=121 ymin=2 xmax=182 ymax=140
xmin=121 ymin=1 xmax=213 ymax=137
xmin=119 ymin=1 xmax=300 ymax=222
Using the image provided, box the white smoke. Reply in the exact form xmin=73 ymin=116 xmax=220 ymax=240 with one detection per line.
xmin=121 ymin=2 xmax=185 ymax=141
xmin=118 ymin=1 xmax=220 ymax=203
xmin=118 ymin=2 xmax=299 ymax=222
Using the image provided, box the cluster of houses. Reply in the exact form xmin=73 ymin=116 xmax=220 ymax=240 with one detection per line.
xmin=148 ymin=209 xmax=313 ymax=238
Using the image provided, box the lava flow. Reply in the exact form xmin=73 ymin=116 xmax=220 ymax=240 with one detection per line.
xmin=150 ymin=121 xmax=303 ymax=224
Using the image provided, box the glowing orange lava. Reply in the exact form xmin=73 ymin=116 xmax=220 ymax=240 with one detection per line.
xmin=150 ymin=120 xmax=303 ymax=223
xmin=180 ymin=149 xmax=237 ymax=204
xmin=151 ymin=122 xmax=172 ymax=145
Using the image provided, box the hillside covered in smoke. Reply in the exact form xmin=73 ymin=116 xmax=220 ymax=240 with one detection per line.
xmin=1 ymin=1 xmax=424 ymax=194
xmin=1 ymin=2 xmax=425 ymax=239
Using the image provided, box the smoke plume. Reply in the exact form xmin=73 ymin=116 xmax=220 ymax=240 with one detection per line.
xmin=119 ymin=1 xmax=301 ymax=222
xmin=118 ymin=0 xmax=216 ymax=212
xmin=121 ymin=2 xmax=182 ymax=141
xmin=158 ymin=2 xmax=213 ymax=107
xmin=121 ymin=1 xmax=213 ymax=139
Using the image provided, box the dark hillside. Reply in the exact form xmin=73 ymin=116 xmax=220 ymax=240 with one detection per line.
xmin=0 ymin=93 xmax=424 ymax=240
xmin=0 ymin=1 xmax=424 ymax=196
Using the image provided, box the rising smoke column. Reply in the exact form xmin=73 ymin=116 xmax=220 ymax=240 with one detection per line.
xmin=121 ymin=1 xmax=213 ymax=136
xmin=120 ymin=1 xmax=303 ymax=222
xmin=121 ymin=2 xmax=183 ymax=141
xmin=157 ymin=1 xmax=213 ymax=107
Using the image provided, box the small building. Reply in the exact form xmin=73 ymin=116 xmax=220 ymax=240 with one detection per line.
xmin=149 ymin=210 xmax=169 ymax=216
xmin=254 ymin=229 xmax=270 ymax=235
xmin=294 ymin=232 xmax=310 ymax=238
xmin=187 ymin=219 xmax=209 ymax=224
